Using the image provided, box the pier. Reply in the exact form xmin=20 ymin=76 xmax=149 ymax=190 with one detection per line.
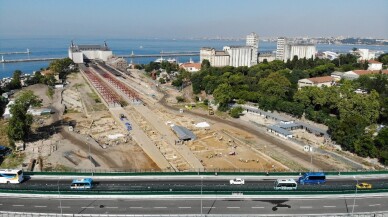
xmin=0 ymin=49 xmax=30 ymax=55
xmin=1 ymin=57 xmax=62 ymax=63
xmin=0 ymin=51 xmax=199 ymax=63
xmin=119 ymin=51 xmax=199 ymax=58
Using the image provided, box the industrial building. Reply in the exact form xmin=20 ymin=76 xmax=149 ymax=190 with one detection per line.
xmin=68 ymin=41 xmax=113 ymax=64
xmin=200 ymin=32 xmax=259 ymax=67
xmin=276 ymin=37 xmax=316 ymax=62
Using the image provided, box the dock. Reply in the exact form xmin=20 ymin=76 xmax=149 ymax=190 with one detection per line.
xmin=0 ymin=49 xmax=30 ymax=55
xmin=0 ymin=51 xmax=200 ymax=63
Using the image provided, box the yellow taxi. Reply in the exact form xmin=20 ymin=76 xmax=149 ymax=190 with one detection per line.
xmin=356 ymin=182 xmax=372 ymax=189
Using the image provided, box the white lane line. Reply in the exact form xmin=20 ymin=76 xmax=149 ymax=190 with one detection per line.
xmin=129 ymin=207 xmax=143 ymax=209
xmin=227 ymin=207 xmax=240 ymax=209
xmin=81 ymin=207 xmax=94 ymax=209
xmin=252 ymin=206 xmax=265 ymax=209
xmin=105 ymin=206 xmax=118 ymax=209
xmin=0 ymin=204 xmax=2 ymax=205
xmin=323 ymin=206 xmax=337 ymax=208
xmin=178 ymin=207 xmax=191 ymax=209
xmin=369 ymin=204 xmax=381 ymax=207
xmin=59 ymin=206 xmax=70 ymax=208
xmin=35 ymin=206 xmax=47 ymax=208
xmin=300 ymin=206 xmax=312 ymax=209
xmin=203 ymin=207 xmax=215 ymax=209
xmin=12 ymin=205 xmax=24 ymax=207
xmin=347 ymin=205 xmax=359 ymax=207
xmin=154 ymin=207 xmax=167 ymax=209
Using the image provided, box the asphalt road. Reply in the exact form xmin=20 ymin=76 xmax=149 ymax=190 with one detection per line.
xmin=1 ymin=176 xmax=387 ymax=191
xmin=0 ymin=197 xmax=386 ymax=215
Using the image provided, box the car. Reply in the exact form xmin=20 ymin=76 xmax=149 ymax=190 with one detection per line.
xmin=356 ymin=182 xmax=372 ymax=189
xmin=230 ymin=178 xmax=245 ymax=185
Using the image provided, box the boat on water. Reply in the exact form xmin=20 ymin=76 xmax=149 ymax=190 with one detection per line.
xmin=154 ymin=57 xmax=166 ymax=63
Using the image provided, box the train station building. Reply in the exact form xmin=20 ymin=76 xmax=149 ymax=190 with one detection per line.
xmin=68 ymin=41 xmax=113 ymax=63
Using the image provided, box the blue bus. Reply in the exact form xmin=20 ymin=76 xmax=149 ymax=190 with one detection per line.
xmin=298 ymin=172 xmax=326 ymax=185
xmin=70 ymin=178 xmax=93 ymax=190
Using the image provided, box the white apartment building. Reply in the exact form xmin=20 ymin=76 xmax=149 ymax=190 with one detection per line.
xmin=276 ymin=37 xmax=316 ymax=62
xmin=276 ymin=37 xmax=287 ymax=60
xmin=246 ymin=32 xmax=259 ymax=66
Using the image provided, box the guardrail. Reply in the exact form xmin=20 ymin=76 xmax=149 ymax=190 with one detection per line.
xmin=23 ymin=170 xmax=388 ymax=177
xmin=1 ymin=187 xmax=388 ymax=196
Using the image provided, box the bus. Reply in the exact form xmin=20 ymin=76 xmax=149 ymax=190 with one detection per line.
xmin=70 ymin=178 xmax=93 ymax=190
xmin=298 ymin=172 xmax=326 ymax=185
xmin=274 ymin=178 xmax=297 ymax=190
xmin=0 ymin=169 xmax=24 ymax=184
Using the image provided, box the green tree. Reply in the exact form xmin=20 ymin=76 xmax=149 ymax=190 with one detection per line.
xmin=230 ymin=106 xmax=243 ymax=118
xmin=213 ymin=83 xmax=233 ymax=111
xmin=201 ymin=59 xmax=211 ymax=69
xmin=7 ymin=90 xmax=41 ymax=142
xmin=258 ymin=72 xmax=291 ymax=100
xmin=8 ymin=70 xmax=22 ymax=90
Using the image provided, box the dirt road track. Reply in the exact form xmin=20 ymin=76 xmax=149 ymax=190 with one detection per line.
xmin=158 ymin=90 xmax=334 ymax=171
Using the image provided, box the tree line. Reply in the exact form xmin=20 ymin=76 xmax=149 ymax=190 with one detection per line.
xmin=190 ymin=54 xmax=388 ymax=165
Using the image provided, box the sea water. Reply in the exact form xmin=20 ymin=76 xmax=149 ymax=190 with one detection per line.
xmin=0 ymin=37 xmax=387 ymax=79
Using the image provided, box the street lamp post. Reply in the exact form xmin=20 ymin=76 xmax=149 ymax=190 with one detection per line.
xmin=351 ymin=176 xmax=358 ymax=216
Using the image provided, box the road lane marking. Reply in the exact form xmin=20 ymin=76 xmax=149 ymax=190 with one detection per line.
xmin=105 ymin=207 xmax=118 ymax=208
xmin=369 ymin=204 xmax=381 ymax=206
xmin=203 ymin=207 xmax=214 ymax=209
xmin=81 ymin=207 xmax=94 ymax=209
xmin=130 ymin=207 xmax=143 ymax=209
xmin=59 ymin=206 xmax=70 ymax=208
xmin=12 ymin=205 xmax=24 ymax=207
xmin=252 ymin=206 xmax=265 ymax=209
xmin=324 ymin=206 xmax=337 ymax=208
xmin=227 ymin=207 xmax=240 ymax=209
xmin=300 ymin=206 xmax=312 ymax=209
xmin=347 ymin=205 xmax=359 ymax=207
xmin=154 ymin=207 xmax=167 ymax=208
xmin=35 ymin=206 xmax=47 ymax=208
xmin=179 ymin=207 xmax=191 ymax=209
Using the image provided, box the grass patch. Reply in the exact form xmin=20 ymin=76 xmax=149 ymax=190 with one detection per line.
xmin=44 ymin=164 xmax=73 ymax=172
xmin=0 ymin=153 xmax=25 ymax=168
xmin=46 ymin=87 xmax=54 ymax=99
xmin=0 ymin=120 xmax=10 ymax=146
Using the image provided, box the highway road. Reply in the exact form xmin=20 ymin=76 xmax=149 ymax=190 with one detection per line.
xmin=0 ymin=196 xmax=387 ymax=215
xmin=1 ymin=176 xmax=388 ymax=192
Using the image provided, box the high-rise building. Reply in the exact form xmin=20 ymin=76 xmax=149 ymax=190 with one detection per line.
xmin=246 ymin=32 xmax=259 ymax=66
xmin=276 ymin=37 xmax=316 ymax=62
xmin=276 ymin=37 xmax=287 ymax=61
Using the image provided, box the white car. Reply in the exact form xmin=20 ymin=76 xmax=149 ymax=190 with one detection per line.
xmin=230 ymin=178 xmax=245 ymax=185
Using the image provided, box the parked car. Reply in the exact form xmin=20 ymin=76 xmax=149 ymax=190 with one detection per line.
xmin=230 ymin=178 xmax=245 ymax=185
xmin=356 ymin=182 xmax=372 ymax=189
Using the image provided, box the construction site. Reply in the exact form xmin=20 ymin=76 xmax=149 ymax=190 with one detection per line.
xmin=13 ymin=58 xmax=380 ymax=172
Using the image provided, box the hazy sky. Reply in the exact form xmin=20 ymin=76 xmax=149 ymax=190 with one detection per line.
xmin=0 ymin=0 xmax=387 ymax=39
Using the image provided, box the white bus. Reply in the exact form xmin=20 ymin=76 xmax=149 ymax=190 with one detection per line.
xmin=274 ymin=178 xmax=297 ymax=190
xmin=0 ymin=169 xmax=24 ymax=184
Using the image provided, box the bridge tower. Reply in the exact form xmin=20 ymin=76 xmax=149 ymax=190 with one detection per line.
xmin=1 ymin=55 xmax=4 ymax=63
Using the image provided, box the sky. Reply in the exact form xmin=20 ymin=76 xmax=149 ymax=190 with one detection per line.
xmin=0 ymin=0 xmax=387 ymax=39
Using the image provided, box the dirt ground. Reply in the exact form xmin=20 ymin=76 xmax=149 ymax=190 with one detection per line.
xmin=16 ymin=73 xmax=159 ymax=171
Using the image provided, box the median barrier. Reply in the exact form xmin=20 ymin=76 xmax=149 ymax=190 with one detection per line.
xmin=23 ymin=169 xmax=388 ymax=177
